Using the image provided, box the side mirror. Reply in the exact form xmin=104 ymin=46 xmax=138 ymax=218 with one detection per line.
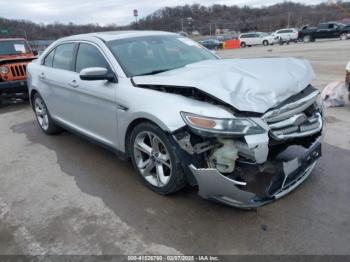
xmin=79 ymin=67 xmax=117 ymax=82
xmin=32 ymin=50 xmax=38 ymax=56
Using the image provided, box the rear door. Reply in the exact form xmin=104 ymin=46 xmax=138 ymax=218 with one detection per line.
xmin=72 ymin=42 xmax=118 ymax=146
xmin=283 ymin=30 xmax=293 ymax=40
xmin=243 ymin=34 xmax=255 ymax=45
xmin=39 ymin=42 xmax=78 ymax=126
xmin=316 ymin=23 xmax=329 ymax=38
xmin=253 ymin=33 xmax=263 ymax=45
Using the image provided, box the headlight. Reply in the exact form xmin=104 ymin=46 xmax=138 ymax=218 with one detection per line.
xmin=180 ymin=112 xmax=265 ymax=136
xmin=0 ymin=65 xmax=9 ymax=75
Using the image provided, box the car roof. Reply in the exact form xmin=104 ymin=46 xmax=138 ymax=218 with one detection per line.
xmin=240 ymin=32 xmax=257 ymax=35
xmin=0 ymin=38 xmax=26 ymax=41
xmin=60 ymin=30 xmax=176 ymax=42
xmin=276 ymin=28 xmax=296 ymax=31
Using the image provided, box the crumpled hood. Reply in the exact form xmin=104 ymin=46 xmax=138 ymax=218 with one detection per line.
xmin=133 ymin=58 xmax=315 ymax=113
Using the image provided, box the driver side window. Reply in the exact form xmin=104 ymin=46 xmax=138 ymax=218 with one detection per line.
xmin=75 ymin=43 xmax=110 ymax=73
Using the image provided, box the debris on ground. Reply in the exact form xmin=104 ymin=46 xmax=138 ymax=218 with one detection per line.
xmin=321 ymin=81 xmax=348 ymax=108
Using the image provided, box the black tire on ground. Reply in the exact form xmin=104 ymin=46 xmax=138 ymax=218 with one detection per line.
xmin=303 ymin=35 xmax=312 ymax=43
xmin=32 ymin=93 xmax=63 ymax=135
xmin=129 ymin=122 xmax=187 ymax=195
xmin=263 ymin=40 xmax=269 ymax=46
xmin=22 ymin=93 xmax=30 ymax=101
xmin=240 ymin=42 xmax=246 ymax=48
xmin=340 ymin=33 xmax=348 ymax=41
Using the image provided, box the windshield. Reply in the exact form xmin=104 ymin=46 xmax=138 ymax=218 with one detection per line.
xmin=107 ymin=35 xmax=218 ymax=77
xmin=0 ymin=40 xmax=31 ymax=55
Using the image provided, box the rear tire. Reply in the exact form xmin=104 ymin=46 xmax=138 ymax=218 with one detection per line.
xmin=240 ymin=42 xmax=246 ymax=48
xmin=303 ymin=35 xmax=312 ymax=43
xmin=263 ymin=40 xmax=269 ymax=46
xmin=129 ymin=122 xmax=187 ymax=195
xmin=33 ymin=93 xmax=63 ymax=135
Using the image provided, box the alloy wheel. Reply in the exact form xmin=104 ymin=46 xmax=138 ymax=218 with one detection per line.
xmin=133 ymin=131 xmax=172 ymax=187
xmin=34 ymin=96 xmax=49 ymax=130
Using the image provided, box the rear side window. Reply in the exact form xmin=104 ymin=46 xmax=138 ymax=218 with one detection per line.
xmin=75 ymin=43 xmax=109 ymax=73
xmin=44 ymin=49 xmax=55 ymax=67
xmin=52 ymin=43 xmax=75 ymax=71
xmin=319 ymin=23 xmax=328 ymax=29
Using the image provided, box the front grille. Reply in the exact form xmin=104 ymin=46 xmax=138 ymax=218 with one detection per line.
xmin=263 ymin=90 xmax=323 ymax=140
xmin=10 ymin=64 xmax=27 ymax=78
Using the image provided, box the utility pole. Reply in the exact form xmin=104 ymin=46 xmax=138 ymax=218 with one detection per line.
xmin=287 ymin=12 xmax=291 ymax=28
xmin=181 ymin=18 xmax=184 ymax=32
xmin=133 ymin=9 xmax=138 ymax=29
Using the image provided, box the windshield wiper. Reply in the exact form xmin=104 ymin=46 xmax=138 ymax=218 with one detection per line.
xmin=134 ymin=68 xmax=174 ymax=76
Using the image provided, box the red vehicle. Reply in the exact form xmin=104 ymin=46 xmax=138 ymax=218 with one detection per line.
xmin=0 ymin=38 xmax=37 ymax=105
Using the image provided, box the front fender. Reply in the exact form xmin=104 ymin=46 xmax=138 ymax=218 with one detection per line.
xmin=115 ymin=81 xmax=234 ymax=152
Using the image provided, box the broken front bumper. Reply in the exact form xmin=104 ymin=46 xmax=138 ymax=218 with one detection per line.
xmin=189 ymin=139 xmax=322 ymax=209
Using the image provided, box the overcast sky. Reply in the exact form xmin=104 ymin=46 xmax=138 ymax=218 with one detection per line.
xmin=0 ymin=0 xmax=329 ymax=26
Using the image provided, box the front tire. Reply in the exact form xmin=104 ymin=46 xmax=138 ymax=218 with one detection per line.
xmin=240 ymin=42 xmax=246 ymax=48
xmin=340 ymin=33 xmax=347 ymax=40
xmin=263 ymin=40 xmax=269 ymax=46
xmin=129 ymin=122 xmax=187 ymax=195
xmin=33 ymin=93 xmax=62 ymax=135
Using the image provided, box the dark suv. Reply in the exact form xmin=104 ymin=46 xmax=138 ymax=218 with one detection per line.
xmin=299 ymin=22 xmax=344 ymax=42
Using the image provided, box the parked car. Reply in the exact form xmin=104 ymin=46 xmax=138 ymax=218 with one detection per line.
xmin=198 ymin=39 xmax=223 ymax=50
xmin=272 ymin=28 xmax=299 ymax=44
xmin=299 ymin=22 xmax=344 ymax=42
xmin=27 ymin=31 xmax=323 ymax=208
xmin=340 ymin=24 xmax=350 ymax=40
xmin=217 ymin=34 xmax=238 ymax=41
xmin=239 ymin=32 xmax=278 ymax=47
xmin=0 ymin=38 xmax=37 ymax=105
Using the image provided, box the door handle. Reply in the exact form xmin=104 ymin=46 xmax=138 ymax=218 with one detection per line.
xmin=39 ymin=73 xmax=46 ymax=80
xmin=69 ymin=80 xmax=79 ymax=88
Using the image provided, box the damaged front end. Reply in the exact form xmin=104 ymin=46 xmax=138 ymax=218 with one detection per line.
xmin=172 ymin=85 xmax=323 ymax=208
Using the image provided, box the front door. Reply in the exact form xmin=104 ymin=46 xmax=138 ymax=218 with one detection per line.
xmin=71 ymin=42 xmax=118 ymax=147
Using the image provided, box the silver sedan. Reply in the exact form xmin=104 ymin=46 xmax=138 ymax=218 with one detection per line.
xmin=27 ymin=31 xmax=323 ymax=208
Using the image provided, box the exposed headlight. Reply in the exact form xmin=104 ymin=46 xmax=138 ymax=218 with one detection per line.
xmin=0 ymin=65 xmax=9 ymax=75
xmin=180 ymin=112 xmax=265 ymax=136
